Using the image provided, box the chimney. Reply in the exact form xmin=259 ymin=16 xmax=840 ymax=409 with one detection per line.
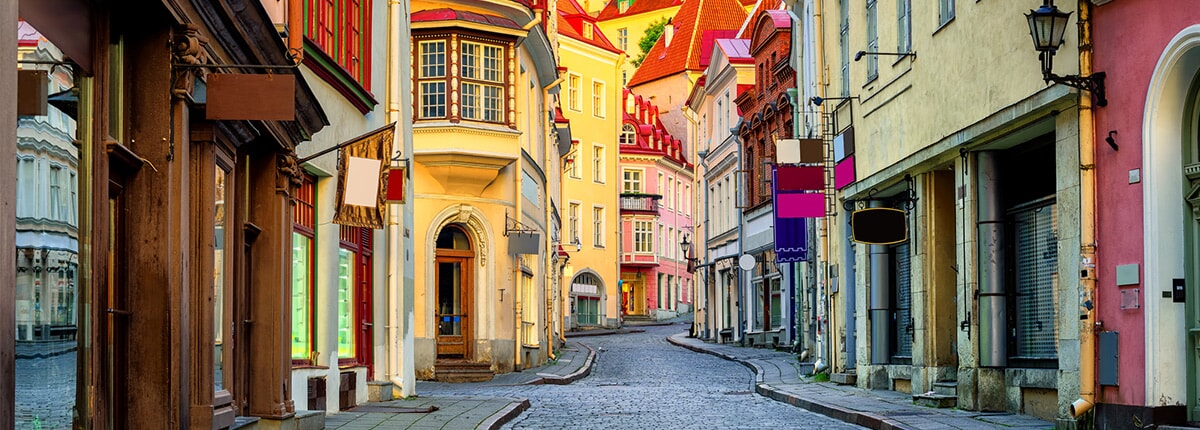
xmin=664 ymin=20 xmax=674 ymax=47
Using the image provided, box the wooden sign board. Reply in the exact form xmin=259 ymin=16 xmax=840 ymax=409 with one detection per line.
xmin=17 ymin=70 xmax=48 ymax=117
xmin=206 ymin=73 xmax=296 ymax=121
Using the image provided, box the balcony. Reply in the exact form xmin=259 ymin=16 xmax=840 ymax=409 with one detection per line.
xmin=620 ymin=193 xmax=661 ymax=214
xmin=620 ymin=252 xmax=659 ymax=267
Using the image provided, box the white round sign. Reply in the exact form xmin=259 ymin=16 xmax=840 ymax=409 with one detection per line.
xmin=738 ymin=254 xmax=756 ymax=271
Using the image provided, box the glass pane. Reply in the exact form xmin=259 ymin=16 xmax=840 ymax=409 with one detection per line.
xmin=16 ymin=20 xmax=81 ymax=429
xmin=438 ymin=261 xmax=462 ymax=336
xmin=214 ymin=166 xmax=227 ymax=390
xmin=291 ymin=233 xmax=311 ymax=359
xmin=337 ymin=249 xmax=355 ymax=358
xmin=1014 ymin=203 xmax=1058 ymax=359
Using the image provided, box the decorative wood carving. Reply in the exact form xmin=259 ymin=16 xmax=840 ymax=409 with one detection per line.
xmin=276 ymin=151 xmax=303 ymax=197
xmin=172 ymin=24 xmax=211 ymax=100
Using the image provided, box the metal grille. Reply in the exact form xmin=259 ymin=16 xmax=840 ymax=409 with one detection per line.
xmin=1013 ymin=202 xmax=1058 ymax=360
xmin=893 ymin=242 xmax=912 ymax=359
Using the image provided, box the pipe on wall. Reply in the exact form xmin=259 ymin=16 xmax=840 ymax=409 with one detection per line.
xmin=1072 ymin=0 xmax=1098 ymax=417
xmin=868 ymin=199 xmax=891 ymax=365
xmin=976 ymin=151 xmax=1007 ymax=368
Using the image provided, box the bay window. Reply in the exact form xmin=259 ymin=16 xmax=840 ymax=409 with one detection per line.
xmin=414 ymin=33 xmax=514 ymax=125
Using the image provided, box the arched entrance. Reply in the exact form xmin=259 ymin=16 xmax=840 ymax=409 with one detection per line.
xmin=435 ymin=225 xmax=474 ymax=358
xmin=1145 ymin=24 xmax=1200 ymax=419
xmin=570 ymin=272 xmax=603 ymax=328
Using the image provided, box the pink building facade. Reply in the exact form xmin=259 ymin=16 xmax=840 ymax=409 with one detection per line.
xmin=619 ymin=89 xmax=696 ymax=321
xmin=1089 ymin=0 xmax=1200 ymax=426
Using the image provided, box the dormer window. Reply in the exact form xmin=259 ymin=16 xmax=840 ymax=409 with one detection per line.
xmin=583 ymin=23 xmax=594 ymax=39
xmin=621 ymin=124 xmax=636 ymax=145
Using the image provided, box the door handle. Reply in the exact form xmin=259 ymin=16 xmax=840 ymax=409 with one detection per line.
xmin=106 ymin=308 xmax=131 ymax=316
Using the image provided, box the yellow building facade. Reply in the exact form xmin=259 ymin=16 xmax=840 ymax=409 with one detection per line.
xmin=409 ymin=1 xmax=564 ymax=378
xmin=594 ymin=0 xmax=681 ymax=88
xmin=557 ymin=0 xmax=625 ymax=329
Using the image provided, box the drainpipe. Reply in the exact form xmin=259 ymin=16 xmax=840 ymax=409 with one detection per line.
xmin=976 ymin=151 xmax=1006 ymax=368
xmin=1071 ymin=0 xmax=1098 ymax=417
xmin=387 ymin=0 xmax=416 ymax=398
xmin=288 ymin=0 xmax=304 ymax=63
xmin=868 ymin=200 xmax=891 ymax=364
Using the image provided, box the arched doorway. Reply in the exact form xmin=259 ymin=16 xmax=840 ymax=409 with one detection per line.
xmin=435 ymin=225 xmax=474 ymax=358
xmin=570 ymin=272 xmax=603 ymax=328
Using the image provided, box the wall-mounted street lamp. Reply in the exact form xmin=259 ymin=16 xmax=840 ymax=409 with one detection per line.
xmin=1024 ymin=0 xmax=1107 ymax=107
xmin=679 ymin=234 xmax=699 ymax=266
xmin=809 ymin=96 xmax=859 ymax=107
xmin=854 ymin=51 xmax=915 ymax=62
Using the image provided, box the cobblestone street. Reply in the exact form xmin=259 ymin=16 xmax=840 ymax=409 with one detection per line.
xmin=416 ymin=322 xmax=866 ymax=429
xmin=15 ymin=341 xmax=76 ymax=430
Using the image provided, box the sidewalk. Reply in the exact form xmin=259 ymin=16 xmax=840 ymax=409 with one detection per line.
xmin=324 ymin=340 xmax=595 ymax=429
xmin=667 ymin=333 xmax=1057 ymax=430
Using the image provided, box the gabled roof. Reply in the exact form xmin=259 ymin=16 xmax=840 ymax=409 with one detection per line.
xmin=620 ymin=89 xmax=693 ymax=169
xmin=699 ymin=30 xmax=739 ymax=68
xmin=596 ymin=0 xmax=682 ymax=21
xmin=558 ymin=0 xmax=622 ymax=53
xmin=626 ymin=0 xmax=749 ymax=87
xmin=715 ymin=38 xmax=752 ymax=64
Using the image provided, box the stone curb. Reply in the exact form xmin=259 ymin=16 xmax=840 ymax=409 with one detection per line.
xmin=536 ymin=342 xmax=596 ymax=385
xmin=666 ymin=335 xmax=913 ymax=430
xmin=479 ymin=397 xmax=531 ymax=430
xmin=564 ymin=328 xmax=645 ymax=338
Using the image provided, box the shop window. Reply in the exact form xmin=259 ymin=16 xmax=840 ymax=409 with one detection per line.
xmin=338 ymin=225 xmax=373 ymax=366
xmin=292 ymin=175 xmax=317 ymax=363
xmin=890 ymin=241 xmax=912 ymax=362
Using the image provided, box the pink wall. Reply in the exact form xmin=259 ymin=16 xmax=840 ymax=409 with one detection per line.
xmin=1091 ymin=0 xmax=1199 ymax=407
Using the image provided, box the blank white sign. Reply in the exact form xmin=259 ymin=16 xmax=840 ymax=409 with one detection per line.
xmin=344 ymin=156 xmax=382 ymax=207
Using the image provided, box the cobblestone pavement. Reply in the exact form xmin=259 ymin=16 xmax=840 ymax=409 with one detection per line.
xmin=417 ymin=322 xmax=866 ymax=429
xmin=15 ymin=342 xmax=77 ymax=430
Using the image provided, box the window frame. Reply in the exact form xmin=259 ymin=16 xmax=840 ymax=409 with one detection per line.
xmin=304 ymin=0 xmax=372 ymax=87
xmin=337 ymin=225 xmax=373 ymax=368
xmin=291 ymin=174 xmax=318 ymax=365
xmin=592 ymin=144 xmax=606 ymax=183
xmin=413 ymin=32 xmax=514 ymax=126
xmin=622 ymin=168 xmax=644 ymax=193
xmin=568 ymin=72 xmax=583 ymax=112
xmin=591 ymin=79 xmax=606 ymax=118
xmin=633 ymin=219 xmax=654 ymax=253
xmin=592 ymin=205 xmax=605 ymax=248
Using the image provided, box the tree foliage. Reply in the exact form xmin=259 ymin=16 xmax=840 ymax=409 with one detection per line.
xmin=632 ymin=17 xmax=670 ymax=67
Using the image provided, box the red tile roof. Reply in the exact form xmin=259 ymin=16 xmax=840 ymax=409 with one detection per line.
xmin=626 ymin=0 xmax=749 ymax=87
xmin=596 ymin=0 xmax=683 ymax=21
xmin=558 ymin=0 xmax=623 ymax=53
xmin=699 ymin=30 xmax=739 ymax=67
xmin=620 ymin=89 xmax=693 ymax=168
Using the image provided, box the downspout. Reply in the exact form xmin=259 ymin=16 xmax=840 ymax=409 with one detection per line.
xmin=1071 ymin=0 xmax=1098 ymax=417
xmin=288 ymin=0 xmax=304 ymax=63
xmin=868 ymin=200 xmax=891 ymax=364
xmin=976 ymin=151 xmax=1006 ymax=368
xmin=546 ymin=102 xmax=556 ymax=362
xmin=514 ymin=129 xmax=525 ymax=371
xmin=735 ymin=134 xmax=745 ymax=342
xmin=387 ymin=0 xmax=416 ymax=397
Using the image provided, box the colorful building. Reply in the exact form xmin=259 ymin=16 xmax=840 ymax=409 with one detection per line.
xmin=1089 ymin=0 xmax=1200 ymax=426
xmin=619 ymin=89 xmax=695 ymax=320
xmin=409 ymin=0 xmax=564 ymax=378
xmin=687 ymin=36 xmax=753 ymax=343
xmin=594 ymin=0 xmax=681 ymax=88
xmin=556 ymin=0 xmax=626 ymax=329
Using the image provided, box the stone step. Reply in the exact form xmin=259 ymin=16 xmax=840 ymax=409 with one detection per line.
xmin=913 ymin=393 xmax=957 ymax=409
xmin=830 ymin=372 xmax=856 ymax=385
xmin=230 ymin=416 xmax=259 ymax=430
xmin=933 ymin=380 xmax=957 ymax=397
xmin=295 ymin=410 xmax=324 ymax=430
xmin=435 ymin=361 xmax=495 ymax=382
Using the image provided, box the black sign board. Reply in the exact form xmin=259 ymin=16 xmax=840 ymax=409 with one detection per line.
xmin=851 ymin=208 xmax=908 ymax=245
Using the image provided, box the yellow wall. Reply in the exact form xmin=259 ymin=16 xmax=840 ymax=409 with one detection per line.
xmin=558 ymin=33 xmax=623 ymax=325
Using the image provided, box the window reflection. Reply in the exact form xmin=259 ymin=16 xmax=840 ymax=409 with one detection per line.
xmin=15 ymin=20 xmax=80 ymax=430
xmin=214 ymin=165 xmax=227 ymax=391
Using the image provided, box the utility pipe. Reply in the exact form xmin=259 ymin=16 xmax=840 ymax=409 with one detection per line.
xmin=868 ymin=200 xmax=891 ymax=364
xmin=976 ymin=151 xmax=1006 ymax=368
xmin=287 ymin=0 xmax=304 ymax=63
xmin=386 ymin=0 xmax=416 ymax=398
xmin=1071 ymin=0 xmax=1098 ymax=418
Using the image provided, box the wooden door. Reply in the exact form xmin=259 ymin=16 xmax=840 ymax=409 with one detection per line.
xmin=103 ymin=180 xmax=129 ymax=429
xmin=435 ymin=256 xmax=471 ymax=357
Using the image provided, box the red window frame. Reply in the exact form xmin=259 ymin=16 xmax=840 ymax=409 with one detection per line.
xmin=338 ymin=226 xmax=373 ymax=375
xmin=292 ymin=174 xmax=317 ymax=365
xmin=304 ymin=0 xmax=372 ymax=88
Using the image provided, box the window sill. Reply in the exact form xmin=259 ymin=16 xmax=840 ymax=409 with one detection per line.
xmin=291 ymin=363 xmax=330 ymax=370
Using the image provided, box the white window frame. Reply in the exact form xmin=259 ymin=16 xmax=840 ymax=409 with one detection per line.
xmin=592 ymin=205 xmax=605 ymax=248
xmin=591 ymin=79 xmax=606 ymax=118
xmin=592 ymin=144 xmax=606 ymax=183
xmin=623 ymin=168 xmax=644 ymax=193
xmin=569 ymin=201 xmax=581 ymax=245
xmin=568 ymin=72 xmax=583 ymax=112
xmin=417 ymin=40 xmax=447 ymax=119
xmin=634 ymin=219 xmax=653 ymax=253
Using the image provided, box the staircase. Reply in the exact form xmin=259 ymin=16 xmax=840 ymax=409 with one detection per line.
xmin=623 ymin=314 xmax=653 ymax=325
xmin=435 ymin=359 xmax=495 ymax=383
xmin=913 ymin=379 xmax=958 ymax=408
xmin=830 ymin=369 xmax=856 ymax=385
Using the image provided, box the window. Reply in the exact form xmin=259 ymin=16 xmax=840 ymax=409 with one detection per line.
xmin=683 ymin=184 xmax=690 ymax=215
xmin=304 ymin=0 xmax=372 ymax=85
xmin=568 ymin=146 xmax=581 ymax=179
xmin=214 ymin=163 xmax=232 ymax=391
xmin=583 ymin=22 xmax=594 ymax=39
xmin=634 ymin=220 xmax=653 ymax=253
xmin=521 ymin=266 xmax=538 ymax=346
xmin=568 ymin=73 xmax=582 ymax=111
xmin=569 ymin=202 xmax=581 ymax=245
xmin=417 ymin=41 xmax=447 ymax=119
xmin=1012 ymin=201 xmax=1058 ymax=360
xmin=658 ymin=224 xmax=665 ymax=256
xmin=414 ymin=35 xmax=511 ymax=124
xmin=48 ymin=165 xmax=61 ymax=221
xmin=623 ymin=169 xmax=643 ymax=193
xmin=839 ymin=0 xmax=850 ymax=97
xmin=622 ymin=70 xmax=628 ymax=86
xmin=460 ymin=42 xmax=505 ymax=122
xmin=593 ymin=206 xmax=605 ymax=247
xmin=292 ymin=174 xmax=317 ymax=362
xmin=620 ymin=124 xmax=637 ymax=145
xmin=592 ymin=81 xmax=606 ymax=117
xmin=939 ymin=0 xmax=955 ymax=26
xmin=769 ymin=278 xmax=782 ymax=329
xmin=866 ymin=0 xmax=879 ymax=81
xmin=890 ymin=241 xmax=912 ymax=361
xmin=657 ymin=173 xmax=664 ymax=199
xmin=898 ymin=0 xmax=911 ymax=53
xmin=338 ymin=226 xmax=373 ymax=365
xmin=617 ymin=28 xmax=629 ymax=51
xmin=592 ymin=144 xmax=605 ymax=182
